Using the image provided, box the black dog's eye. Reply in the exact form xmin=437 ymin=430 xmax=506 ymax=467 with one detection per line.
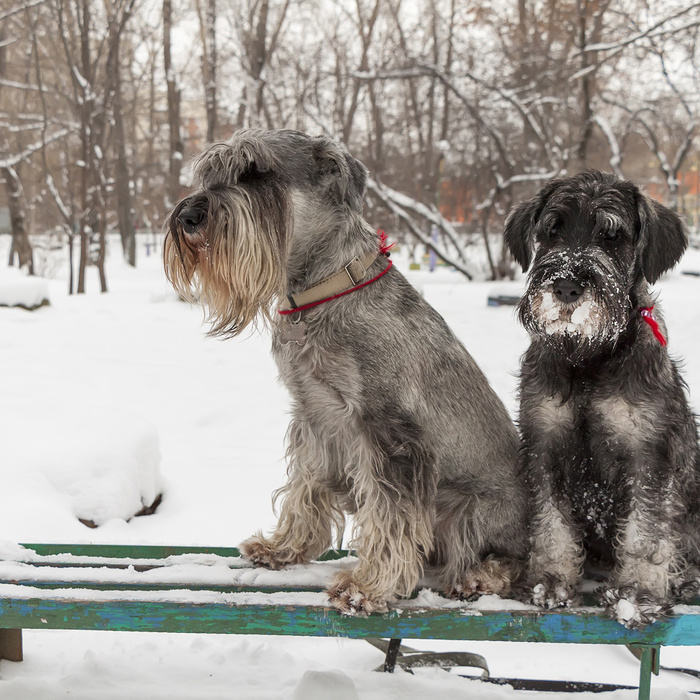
xmin=548 ymin=225 xmax=560 ymax=239
xmin=601 ymin=227 xmax=622 ymax=242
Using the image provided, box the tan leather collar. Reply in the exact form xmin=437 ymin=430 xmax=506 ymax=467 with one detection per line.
xmin=279 ymin=250 xmax=380 ymax=313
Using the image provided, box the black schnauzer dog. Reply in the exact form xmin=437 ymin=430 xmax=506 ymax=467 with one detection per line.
xmin=504 ymin=170 xmax=700 ymax=627
xmin=163 ymin=129 xmax=529 ymax=614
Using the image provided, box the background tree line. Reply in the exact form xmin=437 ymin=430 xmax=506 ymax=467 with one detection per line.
xmin=1 ymin=0 xmax=699 ymax=288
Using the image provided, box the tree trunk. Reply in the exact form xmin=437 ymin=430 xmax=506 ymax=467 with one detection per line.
xmin=0 ymin=23 xmax=33 ymax=274
xmin=205 ymin=0 xmax=217 ymax=141
xmin=97 ymin=217 xmax=108 ymax=292
xmin=76 ymin=0 xmax=93 ymax=294
xmin=110 ymin=15 xmax=136 ymax=266
xmin=164 ymin=0 xmax=183 ymax=207
xmin=3 ymin=167 xmax=33 ymax=273
xmin=574 ymin=0 xmax=593 ymax=170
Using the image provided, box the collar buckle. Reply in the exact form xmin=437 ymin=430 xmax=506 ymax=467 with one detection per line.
xmin=344 ymin=256 xmax=367 ymax=286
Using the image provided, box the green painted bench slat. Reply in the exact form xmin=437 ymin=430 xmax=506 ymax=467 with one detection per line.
xmin=0 ymin=597 xmax=699 ymax=645
xmin=7 ymin=581 xmax=327 ymax=594
xmin=19 ymin=544 xmax=349 ymax=561
xmin=21 ymin=543 xmax=245 ymax=559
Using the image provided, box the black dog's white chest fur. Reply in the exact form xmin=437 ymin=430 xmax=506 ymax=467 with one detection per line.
xmin=526 ymin=364 xmax=653 ymax=548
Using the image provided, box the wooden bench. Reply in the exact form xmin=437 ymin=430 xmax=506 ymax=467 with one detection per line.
xmin=0 ymin=543 xmax=698 ymax=698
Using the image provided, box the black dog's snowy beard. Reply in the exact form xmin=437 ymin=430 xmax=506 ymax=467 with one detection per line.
xmin=518 ymin=247 xmax=633 ymax=363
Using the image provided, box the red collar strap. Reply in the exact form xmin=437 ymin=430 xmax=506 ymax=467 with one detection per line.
xmin=278 ymin=230 xmax=393 ymax=316
xmin=639 ymin=306 xmax=667 ymax=346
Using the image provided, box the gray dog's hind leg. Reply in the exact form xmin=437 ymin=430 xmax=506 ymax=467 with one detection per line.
xmin=433 ymin=482 xmax=528 ymax=599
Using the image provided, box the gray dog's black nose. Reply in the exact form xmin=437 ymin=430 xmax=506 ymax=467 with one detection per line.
xmin=553 ymin=278 xmax=584 ymax=303
xmin=178 ymin=207 xmax=205 ymax=233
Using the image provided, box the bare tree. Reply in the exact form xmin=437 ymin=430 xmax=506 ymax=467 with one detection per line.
xmin=163 ymin=0 xmax=183 ymax=208
xmin=195 ymin=0 xmax=217 ymax=142
xmin=1 ymin=0 xmax=699 ymax=287
xmin=0 ymin=20 xmax=33 ymax=272
xmin=107 ymin=0 xmax=138 ymax=267
xmin=230 ymin=0 xmax=291 ymax=128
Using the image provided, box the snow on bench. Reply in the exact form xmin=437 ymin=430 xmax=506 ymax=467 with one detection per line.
xmin=0 ymin=544 xmax=699 ymax=699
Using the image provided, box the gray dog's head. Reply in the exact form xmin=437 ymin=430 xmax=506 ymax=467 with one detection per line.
xmin=163 ymin=129 xmax=368 ymax=337
xmin=504 ymin=170 xmax=687 ymax=356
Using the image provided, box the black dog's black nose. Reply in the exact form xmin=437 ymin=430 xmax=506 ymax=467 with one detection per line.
xmin=177 ymin=207 xmax=205 ymax=233
xmin=553 ymin=278 xmax=584 ymax=303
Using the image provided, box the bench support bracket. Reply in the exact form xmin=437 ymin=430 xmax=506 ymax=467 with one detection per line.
xmin=0 ymin=629 xmax=23 ymax=662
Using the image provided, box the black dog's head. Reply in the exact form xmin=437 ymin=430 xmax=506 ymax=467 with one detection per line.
xmin=504 ymin=170 xmax=687 ymax=355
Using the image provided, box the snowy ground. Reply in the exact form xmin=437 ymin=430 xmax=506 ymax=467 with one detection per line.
xmin=2 ymin=235 xmax=700 ymax=698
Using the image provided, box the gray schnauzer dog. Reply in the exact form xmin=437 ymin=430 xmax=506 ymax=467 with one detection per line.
xmin=163 ymin=128 xmax=529 ymax=614
xmin=504 ymin=169 xmax=700 ymax=627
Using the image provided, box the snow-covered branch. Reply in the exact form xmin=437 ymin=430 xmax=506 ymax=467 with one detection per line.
xmin=0 ymin=0 xmax=45 ymax=22
xmin=475 ymin=169 xmax=561 ymax=213
xmin=366 ymin=177 xmax=477 ymax=280
xmin=45 ymin=173 xmax=73 ymax=225
xmin=368 ymin=177 xmax=469 ymax=265
xmin=0 ymin=77 xmax=41 ymax=91
xmin=0 ymin=126 xmax=78 ymax=169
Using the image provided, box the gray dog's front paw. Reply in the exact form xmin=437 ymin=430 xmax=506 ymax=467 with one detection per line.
xmin=239 ymin=533 xmax=305 ymax=570
xmin=445 ymin=555 xmax=524 ymax=601
xmin=531 ymin=575 xmax=579 ymax=609
xmin=326 ymin=571 xmax=389 ymax=616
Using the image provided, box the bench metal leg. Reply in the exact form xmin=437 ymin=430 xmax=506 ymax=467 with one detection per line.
xmin=633 ymin=645 xmax=660 ymax=700
xmin=0 ymin=629 xmax=23 ymax=662
xmin=382 ymin=638 xmax=402 ymax=673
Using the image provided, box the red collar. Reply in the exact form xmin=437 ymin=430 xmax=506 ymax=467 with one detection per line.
xmin=639 ymin=306 xmax=667 ymax=346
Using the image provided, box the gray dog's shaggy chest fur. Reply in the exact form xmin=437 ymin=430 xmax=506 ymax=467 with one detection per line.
xmin=505 ymin=170 xmax=700 ymax=627
xmin=163 ymin=129 xmax=529 ymax=613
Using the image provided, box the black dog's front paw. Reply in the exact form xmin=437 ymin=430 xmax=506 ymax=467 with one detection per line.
xmin=598 ymin=585 xmax=672 ymax=628
xmin=672 ymin=567 xmax=700 ymax=602
xmin=530 ymin=574 xmax=579 ymax=609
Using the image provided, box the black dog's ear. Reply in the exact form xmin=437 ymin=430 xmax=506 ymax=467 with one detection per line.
xmin=504 ymin=180 xmax=561 ymax=271
xmin=504 ymin=200 xmax=538 ymax=270
xmin=637 ymin=194 xmax=688 ymax=283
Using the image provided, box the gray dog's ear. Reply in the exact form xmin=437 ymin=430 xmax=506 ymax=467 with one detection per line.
xmin=637 ymin=194 xmax=688 ymax=283
xmin=312 ymin=137 xmax=367 ymax=212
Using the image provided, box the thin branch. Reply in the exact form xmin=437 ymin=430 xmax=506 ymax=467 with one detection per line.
xmin=584 ymin=5 xmax=700 ymax=52
xmin=0 ymin=0 xmax=45 ymax=21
